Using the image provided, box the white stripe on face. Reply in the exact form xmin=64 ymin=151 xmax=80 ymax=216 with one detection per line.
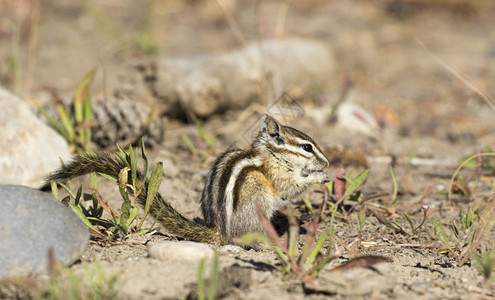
xmin=268 ymin=136 xmax=321 ymax=159
xmin=292 ymin=136 xmax=328 ymax=164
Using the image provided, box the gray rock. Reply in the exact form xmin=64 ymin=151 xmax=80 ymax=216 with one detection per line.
xmin=0 ymin=185 xmax=89 ymax=276
xmin=125 ymin=38 xmax=335 ymax=118
xmin=148 ymin=241 xmax=214 ymax=263
xmin=0 ymin=87 xmax=72 ymax=188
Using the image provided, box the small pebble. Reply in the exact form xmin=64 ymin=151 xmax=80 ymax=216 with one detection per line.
xmin=217 ymin=244 xmax=243 ymax=254
xmin=148 ymin=241 xmax=214 ymax=262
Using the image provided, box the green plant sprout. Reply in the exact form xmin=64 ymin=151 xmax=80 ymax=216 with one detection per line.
xmin=240 ymin=202 xmax=335 ymax=282
xmin=448 ymin=152 xmax=495 ymax=204
xmin=389 ymin=166 xmax=399 ymax=208
xmin=473 ymin=250 xmax=495 ymax=286
xmin=41 ymin=69 xmax=96 ymax=153
xmin=433 ymin=206 xmax=480 ymax=266
xmin=432 ymin=151 xmax=495 ymax=266
xmin=196 ymin=254 xmax=220 ymax=300
xmin=181 ymin=117 xmax=217 ymax=162
xmin=39 ymin=251 xmax=122 ymax=300
xmin=51 ymin=141 xmax=163 ymax=238
xmin=323 ymin=166 xmax=370 ymax=218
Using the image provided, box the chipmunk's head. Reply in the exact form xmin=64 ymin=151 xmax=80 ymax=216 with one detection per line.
xmin=254 ymin=114 xmax=330 ymax=184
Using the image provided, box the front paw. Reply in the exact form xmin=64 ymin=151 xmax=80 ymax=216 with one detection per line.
xmin=314 ymin=171 xmax=330 ymax=184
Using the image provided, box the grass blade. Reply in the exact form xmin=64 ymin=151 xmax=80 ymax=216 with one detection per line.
xmin=56 ymin=102 xmax=75 ymax=142
xmin=39 ymin=108 xmax=70 ymax=141
xmin=341 ymin=168 xmax=370 ymax=201
xmin=389 ymin=166 xmax=399 ymax=208
xmin=197 ymin=258 xmax=206 ymax=300
xmin=207 ymin=254 xmax=219 ymax=300
xmin=129 ymin=145 xmax=138 ymax=185
xmin=74 ymin=69 xmax=96 ymax=123
xmin=141 ymin=139 xmax=149 ymax=178
xmin=138 ymin=162 xmax=163 ymax=229
xmin=305 ymin=228 xmax=330 ymax=271
xmin=68 ymin=203 xmax=102 ymax=235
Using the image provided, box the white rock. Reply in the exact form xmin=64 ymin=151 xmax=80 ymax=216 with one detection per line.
xmin=217 ymin=244 xmax=243 ymax=254
xmin=336 ymin=102 xmax=379 ymax=137
xmin=148 ymin=241 xmax=214 ymax=262
xmin=0 ymin=87 xmax=72 ymax=188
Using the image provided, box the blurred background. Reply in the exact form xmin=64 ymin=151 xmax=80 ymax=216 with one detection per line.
xmin=1 ymin=0 xmax=494 ymax=151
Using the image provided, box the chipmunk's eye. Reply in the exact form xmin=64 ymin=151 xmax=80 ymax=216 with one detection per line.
xmin=301 ymin=143 xmax=313 ymax=153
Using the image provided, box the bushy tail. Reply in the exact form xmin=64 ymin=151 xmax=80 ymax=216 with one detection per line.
xmin=48 ymin=153 xmax=229 ymax=245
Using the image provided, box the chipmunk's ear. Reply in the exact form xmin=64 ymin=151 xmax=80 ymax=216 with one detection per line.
xmin=261 ymin=114 xmax=286 ymax=145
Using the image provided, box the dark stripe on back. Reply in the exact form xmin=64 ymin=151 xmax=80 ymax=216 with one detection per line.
xmin=215 ymin=150 xmax=250 ymax=232
xmin=201 ymin=150 xmax=235 ymax=228
xmin=216 ymin=151 xmax=250 ymax=206
xmin=232 ymin=165 xmax=260 ymax=211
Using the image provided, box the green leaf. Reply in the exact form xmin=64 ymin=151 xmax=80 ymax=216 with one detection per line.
xmin=118 ymin=215 xmax=129 ymax=235
xmin=288 ymin=226 xmax=299 ymax=259
xmin=326 ymin=180 xmax=334 ymax=195
xmin=127 ymin=207 xmax=139 ymax=229
xmin=390 ymin=219 xmax=403 ymax=231
xmin=56 ymin=102 xmax=75 ymax=142
xmin=39 ymin=108 xmax=70 ymax=141
xmin=75 ymin=185 xmax=83 ymax=206
xmin=50 ymin=179 xmax=59 ymax=199
xmin=141 ymin=139 xmax=149 ymax=178
xmin=458 ymin=155 xmax=481 ymax=169
xmin=313 ymin=255 xmax=336 ymax=275
xmin=128 ymin=145 xmax=138 ymax=185
xmin=287 ymin=210 xmax=299 ymax=259
xmin=196 ymin=121 xmax=216 ymax=148
xmin=81 ymin=92 xmax=93 ymax=151
xmin=389 ymin=166 xmax=399 ymax=207
xmin=138 ymin=162 xmax=163 ymax=230
xmin=341 ymin=169 xmax=370 ymax=202
xmin=59 ymin=182 xmax=76 ymax=199
xmin=181 ymin=134 xmax=197 ymax=155
xmin=197 ymin=258 xmax=206 ymax=300
xmin=404 ymin=213 xmax=415 ymax=232
xmin=303 ymin=197 xmax=314 ymax=214
xmin=74 ymin=69 xmax=96 ymax=123
xmin=451 ymin=223 xmax=460 ymax=241
xmin=273 ymin=246 xmax=290 ymax=272
xmin=90 ymin=173 xmax=98 ymax=190
xmin=68 ymin=203 xmax=102 ymax=235
xmin=433 ymin=221 xmax=454 ymax=254
xmin=239 ymin=232 xmax=270 ymax=244
xmin=305 ymin=228 xmax=330 ymax=271
xmin=358 ymin=207 xmax=366 ymax=231
xmin=207 ymin=254 xmax=219 ymax=300
xmin=98 ymin=172 xmax=118 ymax=183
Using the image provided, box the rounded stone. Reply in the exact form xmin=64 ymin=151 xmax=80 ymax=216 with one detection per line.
xmin=0 ymin=185 xmax=89 ymax=276
xmin=217 ymin=244 xmax=243 ymax=255
xmin=148 ymin=241 xmax=214 ymax=262
xmin=0 ymin=87 xmax=72 ymax=188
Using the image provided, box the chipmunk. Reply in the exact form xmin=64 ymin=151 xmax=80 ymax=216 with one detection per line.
xmin=49 ymin=114 xmax=330 ymax=245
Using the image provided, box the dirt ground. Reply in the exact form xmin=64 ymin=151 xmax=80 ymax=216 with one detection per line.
xmin=2 ymin=0 xmax=495 ymax=299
